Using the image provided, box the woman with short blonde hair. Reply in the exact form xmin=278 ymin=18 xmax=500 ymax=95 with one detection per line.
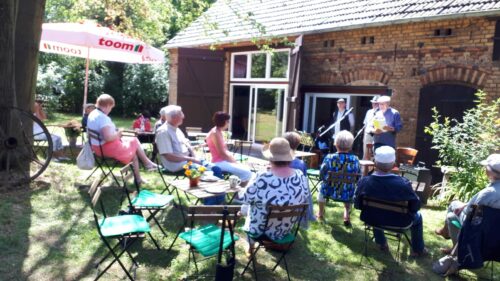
xmin=87 ymin=93 xmax=158 ymax=183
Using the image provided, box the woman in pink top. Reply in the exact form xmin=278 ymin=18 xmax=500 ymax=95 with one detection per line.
xmin=206 ymin=111 xmax=252 ymax=186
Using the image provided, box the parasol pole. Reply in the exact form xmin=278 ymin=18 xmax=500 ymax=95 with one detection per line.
xmin=83 ymin=46 xmax=90 ymax=114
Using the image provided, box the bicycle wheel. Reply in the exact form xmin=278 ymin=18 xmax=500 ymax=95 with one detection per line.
xmin=0 ymin=106 xmax=53 ymax=186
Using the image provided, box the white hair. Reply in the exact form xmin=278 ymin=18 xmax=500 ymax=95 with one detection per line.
xmin=163 ymin=105 xmax=183 ymax=121
xmin=334 ymin=130 xmax=354 ymax=151
xmin=159 ymin=106 xmax=168 ymax=117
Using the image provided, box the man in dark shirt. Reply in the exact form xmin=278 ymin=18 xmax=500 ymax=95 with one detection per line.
xmin=354 ymin=146 xmax=427 ymax=256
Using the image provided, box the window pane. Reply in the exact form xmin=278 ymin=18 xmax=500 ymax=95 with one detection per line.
xmin=251 ymin=53 xmax=266 ymax=78
xmin=271 ymin=52 xmax=288 ymax=78
xmin=233 ymin=55 xmax=247 ymax=78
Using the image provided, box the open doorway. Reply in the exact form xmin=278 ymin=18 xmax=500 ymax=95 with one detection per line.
xmin=302 ymin=93 xmax=377 ymax=157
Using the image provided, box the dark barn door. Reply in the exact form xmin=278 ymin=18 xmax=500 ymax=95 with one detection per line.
xmin=177 ymin=48 xmax=225 ymax=131
xmin=415 ymin=84 xmax=476 ymax=183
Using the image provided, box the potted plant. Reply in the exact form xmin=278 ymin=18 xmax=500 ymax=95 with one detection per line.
xmin=63 ymin=120 xmax=82 ymax=147
xmin=183 ymin=161 xmax=206 ymax=187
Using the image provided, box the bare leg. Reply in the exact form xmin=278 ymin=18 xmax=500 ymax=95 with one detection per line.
xmin=134 ymin=140 xmax=155 ymax=167
xmin=317 ymin=202 xmax=325 ymax=219
xmin=131 ymin=156 xmax=143 ymax=182
xmin=344 ymin=203 xmax=350 ymax=221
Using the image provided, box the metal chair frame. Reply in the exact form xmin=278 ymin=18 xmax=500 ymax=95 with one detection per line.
xmin=241 ymin=204 xmax=308 ymax=281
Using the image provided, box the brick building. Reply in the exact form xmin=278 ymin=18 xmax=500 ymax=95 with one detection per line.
xmin=166 ymin=0 xmax=500 ymax=175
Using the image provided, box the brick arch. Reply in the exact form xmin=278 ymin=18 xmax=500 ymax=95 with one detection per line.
xmin=419 ymin=64 xmax=490 ymax=88
xmin=342 ymin=68 xmax=392 ymax=85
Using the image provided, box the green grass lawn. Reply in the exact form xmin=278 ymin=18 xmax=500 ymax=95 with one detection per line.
xmin=0 ymin=113 xmax=497 ymax=280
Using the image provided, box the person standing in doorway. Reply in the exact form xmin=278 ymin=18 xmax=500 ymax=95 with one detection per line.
xmin=362 ymin=96 xmax=379 ymax=160
xmin=329 ymin=98 xmax=354 ymax=152
xmin=370 ymin=95 xmax=402 ymax=150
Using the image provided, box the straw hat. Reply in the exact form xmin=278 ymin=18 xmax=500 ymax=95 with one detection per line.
xmin=262 ymin=137 xmax=294 ymax=162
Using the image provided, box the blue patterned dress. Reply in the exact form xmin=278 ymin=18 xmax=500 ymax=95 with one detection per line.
xmin=240 ymin=170 xmax=309 ymax=240
xmin=319 ymin=152 xmax=361 ymax=202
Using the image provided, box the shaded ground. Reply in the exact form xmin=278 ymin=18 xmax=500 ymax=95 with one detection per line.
xmin=1 ymin=160 xmax=498 ymax=281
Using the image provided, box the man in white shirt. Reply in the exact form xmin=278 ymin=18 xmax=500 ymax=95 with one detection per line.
xmin=155 ymin=105 xmax=202 ymax=172
xmin=362 ymin=96 xmax=379 ymax=159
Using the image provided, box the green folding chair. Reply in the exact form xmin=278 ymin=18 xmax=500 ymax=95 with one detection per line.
xmin=179 ymin=205 xmax=240 ymax=278
xmin=120 ymin=163 xmax=179 ymax=251
xmin=88 ymin=184 xmax=158 ymax=281
xmin=241 ymin=203 xmax=308 ymax=281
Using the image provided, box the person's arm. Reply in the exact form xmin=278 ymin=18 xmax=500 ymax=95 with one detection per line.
xmin=384 ymin=110 xmax=403 ymax=133
xmin=101 ymin=125 xmax=122 ymax=142
xmin=156 ymin=130 xmax=200 ymax=164
xmin=211 ymin=129 xmax=235 ymax=162
xmin=353 ymin=178 xmax=365 ymax=209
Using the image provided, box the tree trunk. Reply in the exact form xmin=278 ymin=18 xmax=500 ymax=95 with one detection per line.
xmin=0 ymin=0 xmax=46 ymax=179
xmin=15 ymin=0 xmax=46 ymax=111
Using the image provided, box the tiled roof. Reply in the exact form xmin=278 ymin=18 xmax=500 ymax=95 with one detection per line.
xmin=166 ymin=0 xmax=500 ymax=48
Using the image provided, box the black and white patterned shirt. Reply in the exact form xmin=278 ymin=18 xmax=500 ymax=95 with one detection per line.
xmin=241 ymin=170 xmax=309 ymax=240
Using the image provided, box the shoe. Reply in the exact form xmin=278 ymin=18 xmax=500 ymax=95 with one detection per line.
xmin=343 ymin=220 xmax=352 ymax=227
xmin=52 ymin=157 xmax=61 ymax=163
xmin=435 ymin=228 xmax=450 ymax=240
xmin=410 ymin=247 xmax=429 ymax=257
xmin=316 ymin=213 xmax=325 ymax=222
xmin=379 ymin=244 xmax=389 ymax=253
xmin=145 ymin=164 xmax=158 ymax=172
xmin=440 ymin=247 xmax=453 ymax=255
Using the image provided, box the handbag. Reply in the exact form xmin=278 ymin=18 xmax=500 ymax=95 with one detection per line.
xmin=76 ymin=141 xmax=95 ymax=170
xmin=215 ymin=207 xmax=236 ymax=281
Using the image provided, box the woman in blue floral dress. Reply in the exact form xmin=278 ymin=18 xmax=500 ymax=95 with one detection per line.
xmin=317 ymin=130 xmax=360 ymax=226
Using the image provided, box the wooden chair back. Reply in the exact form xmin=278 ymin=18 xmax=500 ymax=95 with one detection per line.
xmin=267 ymin=204 xmax=308 ymax=220
xmin=362 ymin=196 xmax=410 ymax=214
xmin=396 ymin=147 xmax=418 ymax=166
xmin=186 ymin=205 xmax=241 ymax=224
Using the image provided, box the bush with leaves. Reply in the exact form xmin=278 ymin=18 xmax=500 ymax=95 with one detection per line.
xmin=122 ymin=63 xmax=169 ymax=118
xmin=425 ymin=91 xmax=500 ymax=204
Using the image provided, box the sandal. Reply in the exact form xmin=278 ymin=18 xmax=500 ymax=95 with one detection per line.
xmin=145 ymin=164 xmax=159 ymax=172
xmin=316 ymin=213 xmax=325 ymax=222
xmin=379 ymin=244 xmax=389 ymax=253
xmin=343 ymin=220 xmax=352 ymax=227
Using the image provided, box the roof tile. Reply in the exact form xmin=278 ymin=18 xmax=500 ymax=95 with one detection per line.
xmin=167 ymin=0 xmax=500 ymax=48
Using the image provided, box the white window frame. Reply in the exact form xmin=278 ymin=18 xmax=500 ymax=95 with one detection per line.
xmin=230 ymin=49 xmax=290 ymax=82
xmin=229 ymin=83 xmax=288 ymax=141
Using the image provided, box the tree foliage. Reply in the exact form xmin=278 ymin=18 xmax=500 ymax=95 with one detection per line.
xmin=425 ymin=91 xmax=500 ymax=203
xmin=39 ymin=0 xmax=215 ymax=116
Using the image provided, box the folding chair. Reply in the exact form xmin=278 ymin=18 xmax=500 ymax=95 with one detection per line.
xmin=241 ymin=203 xmax=308 ymax=281
xmin=179 ymin=205 xmax=240 ymax=278
xmin=232 ymin=139 xmax=253 ymax=162
xmin=306 ymin=168 xmax=321 ymax=195
xmin=360 ymin=196 xmax=413 ymax=261
xmin=86 ymin=128 xmax=123 ymax=188
xmin=457 ymin=205 xmax=500 ymax=280
xmin=88 ymin=184 xmax=156 ymax=281
xmin=120 ymin=163 xmax=179 ymax=251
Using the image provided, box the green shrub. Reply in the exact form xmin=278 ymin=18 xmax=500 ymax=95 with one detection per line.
xmin=425 ymin=91 xmax=499 ymax=203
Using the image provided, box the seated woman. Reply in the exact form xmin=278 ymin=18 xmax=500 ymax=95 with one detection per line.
xmin=317 ymin=130 xmax=360 ymax=226
xmin=132 ymin=110 xmax=152 ymax=132
xmin=205 ymin=111 xmax=252 ymax=186
xmin=87 ymin=94 xmax=158 ymax=183
xmin=33 ymin=100 xmax=70 ymax=162
xmin=239 ymin=137 xmax=309 ymax=255
xmin=434 ymin=153 xmax=500 ymax=254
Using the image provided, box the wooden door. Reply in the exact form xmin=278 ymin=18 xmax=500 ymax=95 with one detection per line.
xmin=415 ymin=84 xmax=477 ymax=183
xmin=177 ymin=48 xmax=225 ymax=132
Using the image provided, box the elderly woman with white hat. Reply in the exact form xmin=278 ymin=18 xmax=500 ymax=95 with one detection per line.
xmin=239 ymin=137 xmax=310 ymax=255
xmin=435 ymin=153 xmax=500 ymax=254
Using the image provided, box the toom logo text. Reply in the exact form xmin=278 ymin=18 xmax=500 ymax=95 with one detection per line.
xmin=99 ymin=38 xmax=144 ymax=53
xmin=43 ymin=43 xmax=82 ymax=55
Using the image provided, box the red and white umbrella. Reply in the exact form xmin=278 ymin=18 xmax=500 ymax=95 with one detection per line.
xmin=40 ymin=22 xmax=165 ymax=107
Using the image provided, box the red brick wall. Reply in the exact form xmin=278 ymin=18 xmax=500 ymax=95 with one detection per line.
xmin=301 ymin=17 xmax=499 ymax=147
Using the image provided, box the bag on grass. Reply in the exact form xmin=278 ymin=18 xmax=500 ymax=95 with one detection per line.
xmin=77 ymin=141 xmax=95 ymax=170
